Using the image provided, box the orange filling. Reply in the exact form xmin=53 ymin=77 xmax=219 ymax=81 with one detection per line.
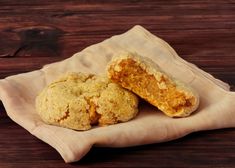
xmin=108 ymin=59 xmax=195 ymax=115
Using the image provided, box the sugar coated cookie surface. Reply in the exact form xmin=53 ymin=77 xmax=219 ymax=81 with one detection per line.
xmin=36 ymin=72 xmax=139 ymax=130
xmin=107 ymin=52 xmax=199 ymax=117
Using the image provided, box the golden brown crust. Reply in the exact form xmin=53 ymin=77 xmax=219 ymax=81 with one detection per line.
xmin=107 ymin=52 xmax=199 ymax=117
xmin=36 ymin=72 xmax=139 ymax=130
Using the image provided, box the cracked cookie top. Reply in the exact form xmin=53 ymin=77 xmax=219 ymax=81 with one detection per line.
xmin=35 ymin=72 xmax=139 ymax=130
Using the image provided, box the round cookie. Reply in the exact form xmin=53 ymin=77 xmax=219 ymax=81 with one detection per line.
xmin=107 ymin=52 xmax=199 ymax=117
xmin=35 ymin=72 xmax=139 ymax=130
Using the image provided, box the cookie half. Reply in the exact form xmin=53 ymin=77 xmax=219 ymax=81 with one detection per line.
xmin=36 ymin=72 xmax=139 ymax=130
xmin=107 ymin=52 xmax=199 ymax=117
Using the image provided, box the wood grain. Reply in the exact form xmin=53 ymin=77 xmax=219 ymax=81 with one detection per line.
xmin=0 ymin=1 xmax=234 ymax=167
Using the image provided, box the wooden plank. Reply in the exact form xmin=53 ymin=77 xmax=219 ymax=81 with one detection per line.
xmin=0 ymin=1 xmax=234 ymax=167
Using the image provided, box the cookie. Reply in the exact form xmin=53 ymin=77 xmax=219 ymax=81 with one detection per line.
xmin=36 ymin=72 xmax=139 ymax=130
xmin=107 ymin=52 xmax=199 ymax=117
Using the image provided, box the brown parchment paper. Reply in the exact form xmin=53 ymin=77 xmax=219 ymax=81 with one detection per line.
xmin=0 ymin=25 xmax=234 ymax=163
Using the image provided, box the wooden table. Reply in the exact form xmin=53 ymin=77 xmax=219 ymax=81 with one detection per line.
xmin=0 ymin=1 xmax=235 ymax=167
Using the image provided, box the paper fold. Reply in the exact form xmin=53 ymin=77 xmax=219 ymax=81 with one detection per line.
xmin=0 ymin=25 xmax=234 ymax=163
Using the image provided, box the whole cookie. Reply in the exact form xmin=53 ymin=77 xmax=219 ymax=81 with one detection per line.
xmin=107 ymin=52 xmax=199 ymax=117
xmin=36 ymin=72 xmax=139 ymax=130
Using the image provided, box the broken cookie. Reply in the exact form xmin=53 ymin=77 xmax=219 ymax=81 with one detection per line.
xmin=107 ymin=52 xmax=199 ymax=117
xmin=35 ymin=72 xmax=139 ymax=130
